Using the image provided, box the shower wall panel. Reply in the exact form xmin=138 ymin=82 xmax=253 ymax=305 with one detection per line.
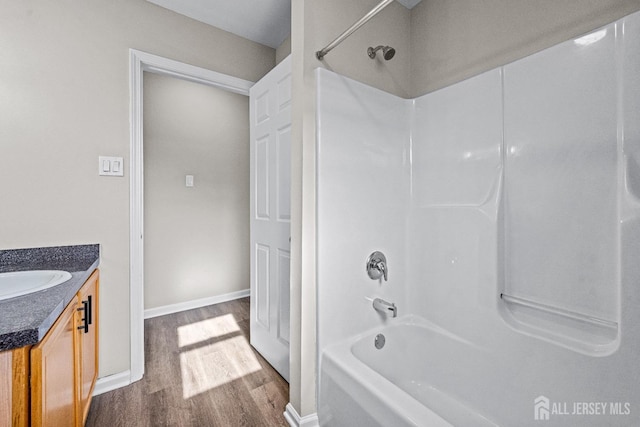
xmin=408 ymin=69 xmax=503 ymax=336
xmin=501 ymin=20 xmax=621 ymax=352
xmin=316 ymin=68 xmax=411 ymax=353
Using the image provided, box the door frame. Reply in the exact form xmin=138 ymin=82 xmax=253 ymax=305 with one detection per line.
xmin=128 ymin=49 xmax=253 ymax=382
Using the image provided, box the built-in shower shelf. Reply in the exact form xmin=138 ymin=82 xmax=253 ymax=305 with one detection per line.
xmin=500 ymin=293 xmax=618 ymax=329
xmin=500 ymin=293 xmax=619 ymax=355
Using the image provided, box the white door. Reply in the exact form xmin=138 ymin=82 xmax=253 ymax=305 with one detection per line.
xmin=249 ymin=55 xmax=291 ymax=381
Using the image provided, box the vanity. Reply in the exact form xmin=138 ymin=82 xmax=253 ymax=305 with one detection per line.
xmin=0 ymin=245 xmax=99 ymax=426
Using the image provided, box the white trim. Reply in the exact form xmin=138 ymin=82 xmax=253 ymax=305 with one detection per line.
xmin=129 ymin=49 xmax=144 ymax=384
xmin=129 ymin=49 xmax=253 ymax=383
xmin=284 ymin=403 xmax=320 ymax=427
xmin=92 ymin=370 xmax=132 ymax=396
xmin=144 ymin=289 xmax=250 ymax=319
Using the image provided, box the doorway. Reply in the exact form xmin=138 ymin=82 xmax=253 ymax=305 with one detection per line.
xmin=129 ymin=50 xmax=252 ymax=382
xmin=143 ymin=72 xmax=250 ymax=315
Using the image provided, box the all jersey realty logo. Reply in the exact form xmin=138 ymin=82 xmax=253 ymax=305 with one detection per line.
xmin=534 ymin=395 xmax=631 ymax=421
xmin=534 ymin=396 xmax=550 ymax=420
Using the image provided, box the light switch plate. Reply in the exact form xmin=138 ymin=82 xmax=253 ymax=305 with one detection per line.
xmin=186 ymin=175 xmax=194 ymax=187
xmin=99 ymin=156 xmax=124 ymax=177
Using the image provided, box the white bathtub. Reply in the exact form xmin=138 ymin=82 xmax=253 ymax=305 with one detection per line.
xmin=318 ymin=316 xmax=498 ymax=427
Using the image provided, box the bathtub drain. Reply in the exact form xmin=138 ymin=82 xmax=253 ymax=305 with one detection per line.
xmin=374 ymin=333 xmax=386 ymax=349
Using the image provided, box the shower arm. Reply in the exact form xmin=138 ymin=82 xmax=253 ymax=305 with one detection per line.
xmin=316 ymin=0 xmax=395 ymax=60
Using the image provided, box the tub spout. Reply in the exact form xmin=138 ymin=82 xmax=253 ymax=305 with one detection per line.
xmin=373 ymin=298 xmax=397 ymax=318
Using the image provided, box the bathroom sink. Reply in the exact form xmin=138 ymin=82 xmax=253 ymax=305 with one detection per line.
xmin=0 ymin=270 xmax=72 ymax=301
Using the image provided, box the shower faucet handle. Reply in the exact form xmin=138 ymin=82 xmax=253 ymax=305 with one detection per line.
xmin=376 ymin=260 xmax=387 ymax=281
xmin=366 ymin=251 xmax=388 ymax=281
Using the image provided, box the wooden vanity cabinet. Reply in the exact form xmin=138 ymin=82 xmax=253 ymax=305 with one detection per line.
xmin=0 ymin=269 xmax=99 ymax=427
xmin=76 ymin=271 xmax=99 ymax=425
xmin=0 ymin=346 xmax=30 ymax=426
xmin=0 ymin=347 xmax=31 ymax=427
xmin=0 ymin=351 xmax=11 ymax=425
xmin=31 ymin=296 xmax=80 ymax=426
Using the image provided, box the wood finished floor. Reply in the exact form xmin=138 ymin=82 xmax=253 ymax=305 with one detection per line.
xmin=86 ymin=297 xmax=289 ymax=427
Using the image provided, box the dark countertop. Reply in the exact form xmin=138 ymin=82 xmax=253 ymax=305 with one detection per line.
xmin=0 ymin=244 xmax=100 ymax=351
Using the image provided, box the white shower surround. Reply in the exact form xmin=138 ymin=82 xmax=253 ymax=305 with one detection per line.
xmin=316 ymin=9 xmax=640 ymax=426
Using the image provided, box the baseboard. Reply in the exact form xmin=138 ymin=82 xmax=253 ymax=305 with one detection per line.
xmin=144 ymin=289 xmax=250 ymax=319
xmin=284 ymin=403 xmax=319 ymax=427
xmin=92 ymin=370 xmax=132 ymax=396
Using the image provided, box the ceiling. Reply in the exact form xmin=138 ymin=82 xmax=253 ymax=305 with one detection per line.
xmin=147 ymin=0 xmax=422 ymax=49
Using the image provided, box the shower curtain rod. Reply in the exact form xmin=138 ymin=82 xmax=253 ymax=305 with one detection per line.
xmin=316 ymin=0 xmax=395 ymax=60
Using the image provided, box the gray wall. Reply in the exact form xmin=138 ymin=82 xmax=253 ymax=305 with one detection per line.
xmin=276 ymin=35 xmax=292 ymax=64
xmin=305 ymin=0 xmax=412 ymax=98
xmin=143 ymin=73 xmax=249 ymax=310
xmin=410 ymin=0 xmax=640 ymax=95
xmin=0 ymin=0 xmax=274 ymax=378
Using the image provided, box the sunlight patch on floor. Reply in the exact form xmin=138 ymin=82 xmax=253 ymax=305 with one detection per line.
xmin=179 ymin=335 xmax=262 ymax=399
xmin=177 ymin=313 xmax=241 ymax=347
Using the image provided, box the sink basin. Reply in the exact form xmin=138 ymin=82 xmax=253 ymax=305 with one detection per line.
xmin=0 ymin=270 xmax=72 ymax=301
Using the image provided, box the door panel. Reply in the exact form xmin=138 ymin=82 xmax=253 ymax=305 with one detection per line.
xmin=277 ymin=249 xmax=291 ymax=345
xmin=256 ymin=244 xmax=271 ymax=328
xmin=256 ymin=136 xmax=271 ymax=219
xmin=249 ymin=56 xmax=291 ymax=381
xmin=277 ymin=126 xmax=292 ymax=221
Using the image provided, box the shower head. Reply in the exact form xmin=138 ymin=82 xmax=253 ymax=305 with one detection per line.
xmin=367 ymin=45 xmax=396 ymax=60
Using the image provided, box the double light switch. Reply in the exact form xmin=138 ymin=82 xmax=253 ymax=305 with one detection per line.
xmin=99 ymin=156 xmax=124 ymax=177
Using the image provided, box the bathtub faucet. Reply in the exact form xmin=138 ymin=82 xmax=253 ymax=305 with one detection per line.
xmin=373 ymin=298 xmax=397 ymax=318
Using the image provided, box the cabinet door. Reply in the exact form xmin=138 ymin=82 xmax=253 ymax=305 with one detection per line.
xmin=0 ymin=350 xmax=11 ymax=425
xmin=77 ymin=269 xmax=99 ymax=425
xmin=31 ymin=297 xmax=79 ymax=427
